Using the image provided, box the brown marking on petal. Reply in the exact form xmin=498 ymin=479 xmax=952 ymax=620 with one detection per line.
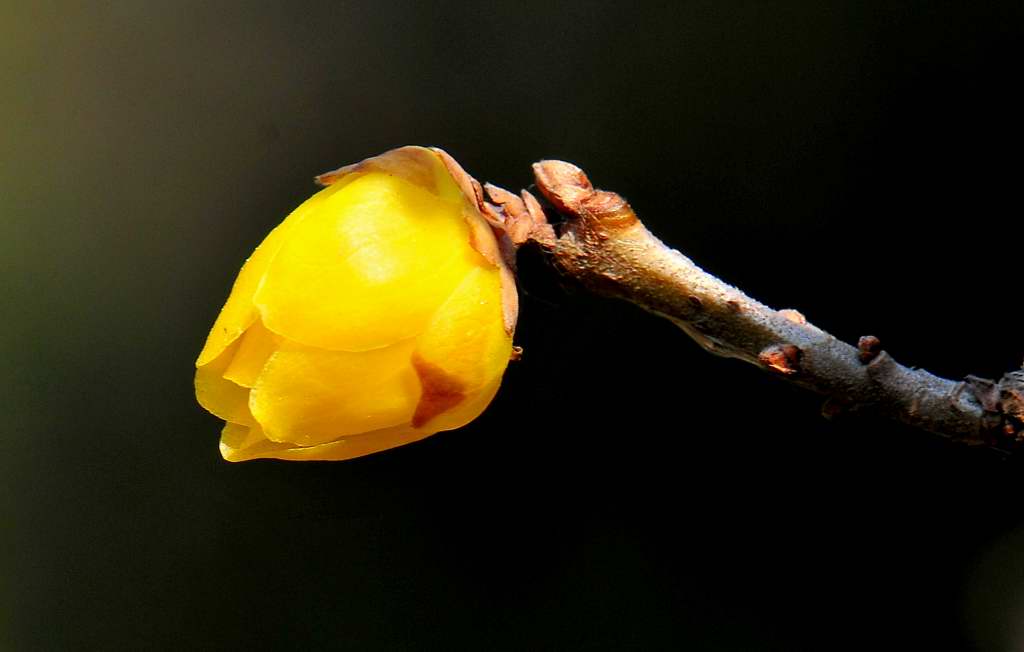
xmin=499 ymin=264 xmax=518 ymax=335
xmin=315 ymin=146 xmax=439 ymax=192
xmin=469 ymin=177 xmax=486 ymax=208
xmin=411 ymin=353 xmax=467 ymax=428
xmin=464 ymin=210 xmax=503 ymax=267
xmin=430 ymin=162 xmax=519 ymax=336
xmin=431 ymin=147 xmax=481 ymax=208
xmin=313 ymin=166 xmax=352 ymax=186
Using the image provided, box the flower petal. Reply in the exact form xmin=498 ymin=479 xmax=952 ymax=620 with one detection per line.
xmin=195 ymin=181 xmax=348 ymax=366
xmin=414 ymin=370 xmax=504 ymax=434
xmin=222 ymin=319 xmax=279 ymax=388
xmin=276 ymin=426 xmax=433 ymax=461
xmin=221 ymin=422 xmax=433 ymax=462
xmin=219 ymin=421 xmax=296 ymax=462
xmin=221 ymin=379 xmax=504 ymax=462
xmin=249 ymin=339 xmax=419 ymax=446
xmin=194 ymin=338 xmax=256 ymax=426
xmin=316 ymin=146 xmax=464 ymax=204
xmin=220 ymin=420 xmax=268 ymax=451
xmin=411 ymin=265 xmax=512 ymax=427
xmin=253 ymin=172 xmax=485 ymax=352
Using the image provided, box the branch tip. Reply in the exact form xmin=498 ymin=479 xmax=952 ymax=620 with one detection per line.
xmin=532 ymin=160 xmax=637 ymax=229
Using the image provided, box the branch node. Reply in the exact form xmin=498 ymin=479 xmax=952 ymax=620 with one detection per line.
xmin=759 ymin=344 xmax=802 ymax=376
xmin=965 ymin=375 xmax=999 ymax=412
xmin=779 ymin=309 xmax=806 ymax=325
xmin=857 ymin=335 xmax=883 ymax=363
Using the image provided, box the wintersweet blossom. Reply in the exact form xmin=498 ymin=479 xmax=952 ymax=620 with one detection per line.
xmin=195 ymin=146 xmax=517 ymax=461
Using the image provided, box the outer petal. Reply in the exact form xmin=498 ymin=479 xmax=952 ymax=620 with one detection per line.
xmin=222 ymin=320 xmax=279 ymax=388
xmin=194 ymin=338 xmax=256 ymax=427
xmin=433 ymin=147 xmax=518 ymax=335
xmin=316 ymin=145 xmax=464 ymax=204
xmin=249 ymin=339 xmax=419 ymax=446
xmin=219 ymin=421 xmax=301 ymax=462
xmin=411 ymin=265 xmax=512 ymax=428
xmin=220 ymin=421 xmax=434 ymax=463
xmin=195 ymin=181 xmax=349 ymax=366
xmin=415 ymin=370 xmax=504 ymax=434
xmin=254 ymin=172 xmax=485 ymax=352
xmin=220 ymin=420 xmax=268 ymax=452
xmin=221 ymin=372 xmax=505 ymax=463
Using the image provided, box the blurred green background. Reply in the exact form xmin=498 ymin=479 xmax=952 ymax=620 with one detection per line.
xmin=3 ymin=2 xmax=1023 ymax=650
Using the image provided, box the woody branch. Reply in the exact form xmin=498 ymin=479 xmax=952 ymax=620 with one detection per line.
xmin=482 ymin=160 xmax=1024 ymax=451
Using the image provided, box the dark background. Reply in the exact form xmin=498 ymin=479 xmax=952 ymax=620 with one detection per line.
xmin=4 ymin=1 xmax=1024 ymax=650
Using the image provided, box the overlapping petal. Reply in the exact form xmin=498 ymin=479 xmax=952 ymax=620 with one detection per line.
xmin=250 ymin=338 xmax=419 ymax=446
xmin=254 ymin=172 xmax=484 ymax=352
xmin=194 ymin=338 xmax=256 ymax=427
xmin=196 ymin=146 xmax=518 ymax=462
xmin=219 ymin=421 xmax=433 ymax=463
xmin=222 ymin=320 xmax=279 ymax=388
xmin=411 ymin=265 xmax=511 ymax=428
xmin=195 ymin=181 xmax=348 ymax=366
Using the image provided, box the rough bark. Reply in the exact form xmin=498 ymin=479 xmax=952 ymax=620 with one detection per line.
xmin=482 ymin=159 xmax=1023 ymax=451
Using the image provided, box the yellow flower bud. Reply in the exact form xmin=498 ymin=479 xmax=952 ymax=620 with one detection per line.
xmin=195 ymin=146 xmax=518 ymax=462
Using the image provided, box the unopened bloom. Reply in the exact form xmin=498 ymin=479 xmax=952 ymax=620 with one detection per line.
xmin=195 ymin=146 xmax=518 ymax=461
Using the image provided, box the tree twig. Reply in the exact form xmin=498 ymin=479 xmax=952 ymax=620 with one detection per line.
xmin=487 ymin=159 xmax=1024 ymax=451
